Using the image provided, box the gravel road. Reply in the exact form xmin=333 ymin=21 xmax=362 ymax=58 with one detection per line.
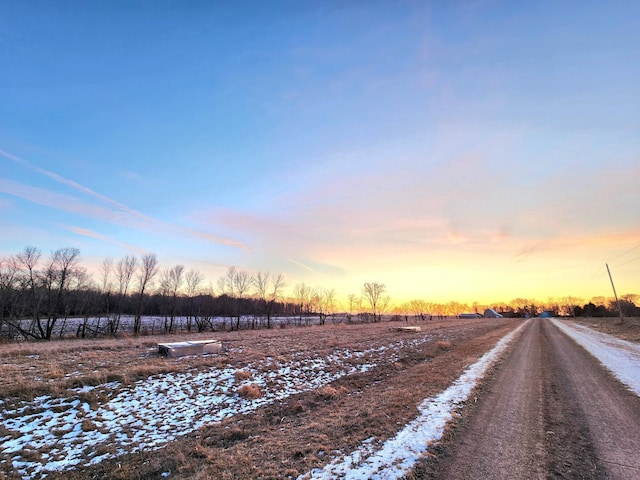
xmin=430 ymin=318 xmax=640 ymax=479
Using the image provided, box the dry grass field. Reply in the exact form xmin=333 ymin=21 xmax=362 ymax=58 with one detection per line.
xmin=3 ymin=316 xmax=634 ymax=479
xmin=571 ymin=316 xmax=640 ymax=342
xmin=0 ymin=317 xmax=517 ymax=479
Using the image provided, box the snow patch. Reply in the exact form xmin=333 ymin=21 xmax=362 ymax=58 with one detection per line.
xmin=551 ymin=319 xmax=640 ymax=396
xmin=0 ymin=336 xmax=431 ymax=478
xmin=299 ymin=321 xmax=528 ymax=480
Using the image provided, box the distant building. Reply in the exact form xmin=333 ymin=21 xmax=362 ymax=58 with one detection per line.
xmin=484 ymin=308 xmax=503 ymax=318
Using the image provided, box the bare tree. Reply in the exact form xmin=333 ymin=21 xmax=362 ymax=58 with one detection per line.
xmin=232 ymin=268 xmax=253 ymax=330
xmin=308 ymin=286 xmax=321 ymax=324
xmin=346 ymin=293 xmax=357 ymax=320
xmin=233 ymin=270 xmax=252 ymax=295
xmin=185 ymin=268 xmax=204 ymax=332
xmin=268 ymin=273 xmax=286 ymax=327
xmin=215 ymin=275 xmax=228 ymax=296
xmin=491 ymin=301 xmax=509 ymax=317
xmin=510 ymin=298 xmax=537 ymax=318
xmin=253 ymin=271 xmax=270 ymax=329
xmin=73 ymin=267 xmax=97 ymax=338
xmin=215 ymin=269 xmax=234 ymax=331
xmin=252 ymin=272 xmax=286 ymax=329
xmin=158 ymin=268 xmax=172 ymax=332
xmin=253 ymin=272 xmax=285 ymax=328
xmin=16 ymin=246 xmax=43 ymax=338
xmin=471 ymin=301 xmax=480 ymax=314
xmin=345 ymin=293 xmax=363 ymax=322
xmin=96 ymin=257 xmax=113 ymax=333
xmin=41 ymin=247 xmax=81 ymax=339
xmin=216 ymin=266 xmax=254 ymax=330
xmin=100 ymin=257 xmax=114 ymax=295
xmin=559 ymin=296 xmax=583 ymax=317
xmin=414 ymin=300 xmax=435 ymax=321
xmin=362 ymin=282 xmax=386 ymax=322
xmin=315 ymin=287 xmax=336 ymax=325
xmin=112 ymin=255 xmax=137 ymax=334
xmin=0 ymin=255 xmax=19 ymax=335
xmin=222 ymin=266 xmax=238 ymax=296
xmin=134 ymin=253 xmax=159 ymax=335
xmin=447 ymin=301 xmax=467 ymax=319
xmin=378 ymin=294 xmax=392 ymax=320
xmin=293 ymin=282 xmax=311 ymax=325
xmin=409 ymin=299 xmax=428 ymax=321
xmin=162 ymin=264 xmax=184 ymax=333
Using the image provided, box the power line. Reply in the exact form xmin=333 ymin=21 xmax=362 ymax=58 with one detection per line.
xmin=611 ymin=254 xmax=640 ymax=270
xmin=582 ymin=264 xmax=607 ymax=289
xmin=611 ymin=243 xmax=640 ymax=262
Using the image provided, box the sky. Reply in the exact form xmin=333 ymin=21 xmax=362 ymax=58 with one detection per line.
xmin=1 ymin=1 xmax=639 ymax=306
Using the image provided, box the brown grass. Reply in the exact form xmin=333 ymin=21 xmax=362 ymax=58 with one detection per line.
xmin=234 ymin=369 xmax=253 ymax=381
xmin=2 ymin=318 xmax=520 ymax=480
xmin=315 ymin=385 xmax=346 ymax=399
xmin=570 ymin=316 xmax=640 ymax=342
xmin=81 ymin=419 xmax=96 ymax=432
xmin=0 ymin=332 xmax=228 ymax=401
xmin=236 ymin=383 xmax=262 ymax=399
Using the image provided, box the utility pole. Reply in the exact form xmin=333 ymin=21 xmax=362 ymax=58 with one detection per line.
xmin=606 ymin=263 xmax=624 ymax=324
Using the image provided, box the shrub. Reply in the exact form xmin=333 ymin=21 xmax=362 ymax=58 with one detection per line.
xmin=316 ymin=385 xmax=346 ymax=399
xmin=234 ymin=369 xmax=252 ymax=382
xmin=237 ymin=383 xmax=262 ymax=399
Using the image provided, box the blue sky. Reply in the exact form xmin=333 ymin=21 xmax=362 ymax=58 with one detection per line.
xmin=1 ymin=1 xmax=639 ymax=304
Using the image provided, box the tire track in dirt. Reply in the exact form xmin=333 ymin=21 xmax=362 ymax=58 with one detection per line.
xmin=36 ymin=320 xmax=517 ymax=479
xmin=421 ymin=319 xmax=640 ymax=479
xmin=545 ymin=319 xmax=640 ymax=479
xmin=541 ymin=319 xmax=603 ymax=479
xmin=425 ymin=318 xmax=548 ymax=479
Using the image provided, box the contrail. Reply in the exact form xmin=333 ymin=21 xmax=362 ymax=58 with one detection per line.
xmin=0 ymin=149 xmax=248 ymax=251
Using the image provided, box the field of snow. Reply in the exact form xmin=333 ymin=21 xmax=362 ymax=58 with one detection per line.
xmin=1 ymin=335 xmax=432 ymax=478
xmin=297 ymin=321 xmax=528 ymax=479
xmin=297 ymin=319 xmax=640 ymax=480
xmin=551 ymin=318 xmax=640 ymax=396
xmin=4 ymin=319 xmax=636 ymax=479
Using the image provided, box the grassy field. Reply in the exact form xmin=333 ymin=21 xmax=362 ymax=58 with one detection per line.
xmin=571 ymin=316 xmax=640 ymax=342
xmin=1 ymin=317 xmax=635 ymax=479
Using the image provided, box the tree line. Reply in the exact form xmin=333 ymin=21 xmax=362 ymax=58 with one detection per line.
xmin=0 ymin=245 xmax=637 ymax=341
xmin=391 ymin=295 xmax=639 ymax=321
xmin=0 ymin=246 xmax=392 ymax=341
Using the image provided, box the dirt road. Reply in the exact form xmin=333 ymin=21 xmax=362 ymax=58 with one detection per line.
xmin=427 ymin=318 xmax=640 ymax=479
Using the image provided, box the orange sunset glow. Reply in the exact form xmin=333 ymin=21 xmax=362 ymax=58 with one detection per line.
xmin=1 ymin=2 xmax=638 ymax=309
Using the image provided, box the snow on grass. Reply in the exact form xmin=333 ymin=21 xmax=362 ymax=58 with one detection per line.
xmin=0 ymin=336 xmax=432 ymax=478
xmin=551 ymin=318 xmax=640 ymax=396
xmin=299 ymin=321 xmax=528 ymax=480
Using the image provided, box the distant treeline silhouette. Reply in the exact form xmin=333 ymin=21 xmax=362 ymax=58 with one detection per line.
xmin=0 ymin=245 xmax=637 ymax=341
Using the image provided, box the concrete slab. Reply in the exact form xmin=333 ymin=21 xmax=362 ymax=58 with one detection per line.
xmin=158 ymin=339 xmax=223 ymax=357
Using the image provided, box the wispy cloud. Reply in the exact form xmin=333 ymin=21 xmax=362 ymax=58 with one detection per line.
xmin=285 ymin=256 xmax=346 ymax=277
xmin=286 ymin=257 xmax=320 ymax=275
xmin=68 ymin=226 xmax=146 ymax=255
xmin=0 ymin=149 xmax=247 ymax=251
xmin=0 ymin=179 xmax=121 ymax=221
xmin=515 ymin=228 xmax=640 ymax=261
